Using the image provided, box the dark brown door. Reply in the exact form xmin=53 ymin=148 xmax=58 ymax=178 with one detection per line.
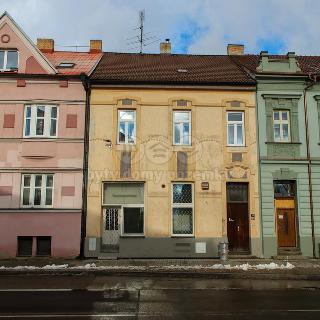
xmin=277 ymin=208 xmax=296 ymax=247
xmin=227 ymin=183 xmax=249 ymax=252
xmin=227 ymin=203 xmax=249 ymax=252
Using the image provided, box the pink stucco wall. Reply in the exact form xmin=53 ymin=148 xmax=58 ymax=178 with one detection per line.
xmin=0 ymin=23 xmax=47 ymax=74
xmin=0 ymin=18 xmax=86 ymax=258
xmin=0 ymin=212 xmax=81 ymax=258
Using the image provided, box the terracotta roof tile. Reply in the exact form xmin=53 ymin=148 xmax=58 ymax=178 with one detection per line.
xmin=91 ymin=53 xmax=255 ymax=85
xmin=44 ymin=51 xmax=102 ymax=75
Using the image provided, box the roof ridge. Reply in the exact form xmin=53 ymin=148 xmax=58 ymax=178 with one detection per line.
xmin=228 ymin=55 xmax=256 ymax=82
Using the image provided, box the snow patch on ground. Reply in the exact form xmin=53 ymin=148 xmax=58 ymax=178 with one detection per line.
xmin=0 ymin=262 xmax=295 ymax=271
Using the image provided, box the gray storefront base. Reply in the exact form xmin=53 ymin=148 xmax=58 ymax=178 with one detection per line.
xmin=84 ymin=237 xmax=229 ymax=258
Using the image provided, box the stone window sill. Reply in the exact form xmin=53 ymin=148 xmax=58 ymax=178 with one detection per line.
xmin=265 ymin=141 xmax=301 ymax=145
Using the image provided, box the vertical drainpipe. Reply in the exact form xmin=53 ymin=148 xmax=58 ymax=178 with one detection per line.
xmin=303 ymin=74 xmax=316 ymax=258
xmin=80 ymin=73 xmax=91 ymax=259
xmin=255 ymin=87 xmax=264 ymax=257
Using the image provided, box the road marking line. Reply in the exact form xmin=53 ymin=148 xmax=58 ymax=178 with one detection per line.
xmin=0 ymin=289 xmax=73 ymax=292
xmin=0 ymin=314 xmax=135 ymax=318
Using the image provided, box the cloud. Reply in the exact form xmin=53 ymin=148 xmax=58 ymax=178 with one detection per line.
xmin=1 ymin=0 xmax=320 ymax=55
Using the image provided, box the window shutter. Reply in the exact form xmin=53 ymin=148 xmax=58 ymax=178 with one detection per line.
xmin=177 ymin=151 xmax=188 ymax=178
xmin=120 ymin=151 xmax=131 ymax=178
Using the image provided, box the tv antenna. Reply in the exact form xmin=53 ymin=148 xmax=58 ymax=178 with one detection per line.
xmin=126 ymin=10 xmax=160 ymax=53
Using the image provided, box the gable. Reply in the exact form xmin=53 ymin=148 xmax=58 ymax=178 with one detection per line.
xmin=0 ymin=12 xmax=56 ymax=74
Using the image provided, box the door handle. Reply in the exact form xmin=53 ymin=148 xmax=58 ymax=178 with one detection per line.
xmin=228 ymin=218 xmax=235 ymax=222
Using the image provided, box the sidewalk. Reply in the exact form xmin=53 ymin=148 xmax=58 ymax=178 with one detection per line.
xmin=1 ymin=258 xmax=320 ymax=279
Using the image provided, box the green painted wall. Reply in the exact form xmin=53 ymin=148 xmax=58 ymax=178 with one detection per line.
xmin=256 ymin=57 xmax=320 ymax=257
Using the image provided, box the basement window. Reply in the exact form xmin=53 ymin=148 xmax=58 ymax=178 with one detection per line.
xmin=17 ymin=236 xmax=33 ymax=257
xmin=36 ymin=236 xmax=52 ymax=256
xmin=57 ymin=62 xmax=75 ymax=68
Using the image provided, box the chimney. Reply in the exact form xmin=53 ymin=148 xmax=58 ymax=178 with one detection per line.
xmin=90 ymin=40 xmax=102 ymax=53
xmin=227 ymin=44 xmax=244 ymax=55
xmin=160 ymin=39 xmax=171 ymax=54
xmin=37 ymin=38 xmax=54 ymax=53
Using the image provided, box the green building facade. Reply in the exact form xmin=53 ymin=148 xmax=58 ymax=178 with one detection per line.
xmin=253 ymin=52 xmax=320 ymax=258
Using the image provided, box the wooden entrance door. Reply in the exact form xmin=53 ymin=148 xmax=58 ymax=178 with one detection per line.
xmin=276 ymin=208 xmax=296 ymax=247
xmin=227 ymin=203 xmax=249 ymax=252
xmin=227 ymin=183 xmax=249 ymax=252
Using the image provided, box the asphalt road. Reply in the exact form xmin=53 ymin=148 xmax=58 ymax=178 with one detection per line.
xmin=0 ymin=275 xmax=320 ymax=319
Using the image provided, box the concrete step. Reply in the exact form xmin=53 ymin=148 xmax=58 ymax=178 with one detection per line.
xmin=228 ymin=255 xmax=258 ymax=259
xmin=272 ymin=255 xmax=309 ymax=260
xmin=97 ymin=253 xmax=119 ymax=260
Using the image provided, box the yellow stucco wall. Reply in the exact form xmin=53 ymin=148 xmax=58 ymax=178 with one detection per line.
xmin=87 ymin=87 xmax=260 ymax=243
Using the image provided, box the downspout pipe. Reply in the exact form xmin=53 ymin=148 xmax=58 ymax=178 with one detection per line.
xmin=303 ymin=73 xmax=317 ymax=258
xmin=80 ymin=73 xmax=91 ymax=259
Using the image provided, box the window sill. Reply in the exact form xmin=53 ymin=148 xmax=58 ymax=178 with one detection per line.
xmin=171 ymin=235 xmax=195 ymax=238
xmin=20 ymin=207 xmax=54 ymax=209
xmin=120 ymin=235 xmax=145 ymax=238
xmin=265 ymin=141 xmax=301 ymax=145
xmin=0 ymin=69 xmax=18 ymax=73
xmin=173 ymin=144 xmax=192 ymax=147
xmin=23 ymin=136 xmax=57 ymax=140
xmin=227 ymin=145 xmax=246 ymax=147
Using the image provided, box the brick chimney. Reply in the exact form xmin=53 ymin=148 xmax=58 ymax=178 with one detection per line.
xmin=37 ymin=39 xmax=54 ymax=53
xmin=227 ymin=44 xmax=244 ymax=55
xmin=90 ymin=40 xmax=102 ymax=53
xmin=160 ymin=39 xmax=171 ymax=54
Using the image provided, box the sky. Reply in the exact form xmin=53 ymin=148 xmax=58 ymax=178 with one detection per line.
xmin=1 ymin=0 xmax=320 ymax=55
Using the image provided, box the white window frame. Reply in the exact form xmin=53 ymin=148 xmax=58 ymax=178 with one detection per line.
xmin=273 ymin=110 xmax=291 ymax=142
xmin=171 ymin=183 xmax=194 ymax=237
xmin=0 ymin=50 xmax=19 ymax=71
xmin=23 ymin=105 xmax=58 ymax=138
xmin=173 ymin=111 xmax=192 ymax=146
xmin=21 ymin=174 xmax=54 ymax=208
xmin=227 ymin=111 xmax=245 ymax=146
xmin=117 ymin=110 xmax=136 ymax=144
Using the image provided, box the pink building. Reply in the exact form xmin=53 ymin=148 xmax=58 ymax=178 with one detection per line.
xmin=0 ymin=12 xmax=102 ymax=258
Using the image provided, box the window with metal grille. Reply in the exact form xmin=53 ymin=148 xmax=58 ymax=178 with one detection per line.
xmin=36 ymin=237 xmax=51 ymax=256
xmin=172 ymin=183 xmax=193 ymax=235
xmin=273 ymin=110 xmax=291 ymax=142
xmin=17 ymin=236 xmax=33 ymax=257
xmin=106 ymin=208 xmax=119 ymax=230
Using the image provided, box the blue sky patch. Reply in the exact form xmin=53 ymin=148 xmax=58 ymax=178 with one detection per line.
xmin=257 ymin=38 xmax=286 ymax=54
xmin=173 ymin=18 xmax=208 ymax=54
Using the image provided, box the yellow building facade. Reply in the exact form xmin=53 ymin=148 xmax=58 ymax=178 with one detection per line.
xmin=84 ymin=85 xmax=262 ymax=258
